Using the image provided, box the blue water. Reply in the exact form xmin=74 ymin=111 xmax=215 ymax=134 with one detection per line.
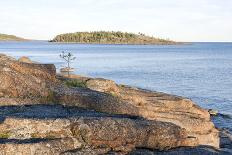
xmin=0 ymin=41 xmax=231 ymax=130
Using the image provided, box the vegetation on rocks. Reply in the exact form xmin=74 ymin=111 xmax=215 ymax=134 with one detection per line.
xmin=0 ymin=132 xmax=10 ymax=139
xmin=65 ymin=79 xmax=87 ymax=88
xmin=39 ymin=90 xmax=57 ymax=104
xmin=50 ymin=31 xmax=176 ymax=45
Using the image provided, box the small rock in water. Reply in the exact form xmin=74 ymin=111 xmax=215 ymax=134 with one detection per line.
xmin=208 ymin=109 xmax=218 ymax=116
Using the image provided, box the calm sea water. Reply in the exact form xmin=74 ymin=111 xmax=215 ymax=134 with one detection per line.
xmin=0 ymin=41 xmax=231 ymax=130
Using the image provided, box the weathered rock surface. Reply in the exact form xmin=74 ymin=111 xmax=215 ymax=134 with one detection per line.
xmin=55 ymin=77 xmax=219 ymax=148
xmin=85 ymin=78 xmax=120 ymax=95
xmin=0 ymin=54 xmax=229 ymax=155
xmin=0 ymin=54 xmax=57 ymax=99
xmin=129 ymin=146 xmax=231 ymax=155
xmin=130 ymin=128 xmax=232 ymax=155
xmin=0 ymin=105 xmax=195 ymax=154
xmin=18 ymin=56 xmax=33 ymax=63
xmin=0 ymin=138 xmax=80 ymax=155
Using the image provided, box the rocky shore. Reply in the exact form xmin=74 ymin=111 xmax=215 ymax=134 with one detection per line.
xmin=0 ymin=54 xmax=231 ymax=155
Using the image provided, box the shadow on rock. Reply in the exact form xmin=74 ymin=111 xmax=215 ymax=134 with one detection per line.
xmin=0 ymin=104 xmax=143 ymax=122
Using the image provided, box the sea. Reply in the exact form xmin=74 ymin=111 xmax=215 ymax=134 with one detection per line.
xmin=0 ymin=41 xmax=231 ymax=131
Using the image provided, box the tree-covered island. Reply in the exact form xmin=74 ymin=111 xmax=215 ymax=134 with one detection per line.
xmin=50 ymin=31 xmax=176 ymax=45
xmin=0 ymin=33 xmax=27 ymax=41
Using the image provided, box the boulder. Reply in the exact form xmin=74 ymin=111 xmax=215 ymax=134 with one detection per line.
xmin=0 ymin=54 xmax=57 ymax=99
xmin=18 ymin=56 xmax=33 ymax=63
xmin=85 ymin=78 xmax=120 ymax=95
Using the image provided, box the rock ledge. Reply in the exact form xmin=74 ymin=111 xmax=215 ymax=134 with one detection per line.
xmin=0 ymin=54 xmax=229 ymax=155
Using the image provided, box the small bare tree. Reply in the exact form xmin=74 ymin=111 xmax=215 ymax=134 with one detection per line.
xmin=60 ymin=51 xmax=76 ymax=77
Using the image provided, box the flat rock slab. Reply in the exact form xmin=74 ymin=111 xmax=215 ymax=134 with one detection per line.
xmin=0 ymin=104 xmax=198 ymax=154
xmin=54 ymin=81 xmax=219 ymax=148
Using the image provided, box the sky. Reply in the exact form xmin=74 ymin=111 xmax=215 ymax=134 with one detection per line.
xmin=0 ymin=0 xmax=232 ymax=42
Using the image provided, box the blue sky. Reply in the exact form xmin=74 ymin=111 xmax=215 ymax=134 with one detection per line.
xmin=0 ymin=0 xmax=232 ymax=41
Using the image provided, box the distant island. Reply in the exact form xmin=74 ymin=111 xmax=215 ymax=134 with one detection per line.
xmin=50 ymin=31 xmax=176 ymax=45
xmin=0 ymin=33 xmax=27 ymax=41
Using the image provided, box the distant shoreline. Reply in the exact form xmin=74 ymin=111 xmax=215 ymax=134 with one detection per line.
xmin=0 ymin=40 xmax=184 ymax=45
xmin=2 ymin=40 xmax=232 ymax=45
xmin=49 ymin=41 xmax=182 ymax=45
xmin=0 ymin=33 xmax=28 ymax=41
